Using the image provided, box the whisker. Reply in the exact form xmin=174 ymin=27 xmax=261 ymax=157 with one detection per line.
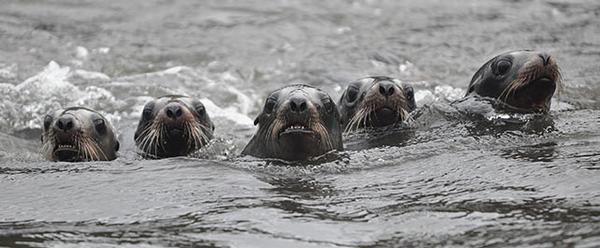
xmin=78 ymin=138 xmax=88 ymax=161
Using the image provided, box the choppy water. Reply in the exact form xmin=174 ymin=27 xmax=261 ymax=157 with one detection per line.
xmin=1 ymin=0 xmax=600 ymax=247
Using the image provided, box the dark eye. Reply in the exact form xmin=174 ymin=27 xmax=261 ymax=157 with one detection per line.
xmin=194 ymin=102 xmax=206 ymax=116
xmin=404 ymin=87 xmax=414 ymax=101
xmin=43 ymin=115 xmax=53 ymax=130
xmin=322 ymin=97 xmax=334 ymax=112
xmin=494 ymin=59 xmax=512 ymax=76
xmin=142 ymin=102 xmax=154 ymax=119
xmin=346 ymin=86 xmax=359 ymax=102
xmin=264 ymin=97 xmax=277 ymax=114
xmin=94 ymin=119 xmax=106 ymax=134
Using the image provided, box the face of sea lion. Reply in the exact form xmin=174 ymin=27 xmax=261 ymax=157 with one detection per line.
xmin=338 ymin=76 xmax=416 ymax=131
xmin=242 ymin=84 xmax=343 ymax=161
xmin=134 ymin=95 xmax=214 ymax=158
xmin=466 ymin=50 xmax=562 ymax=113
xmin=41 ymin=107 xmax=119 ymax=162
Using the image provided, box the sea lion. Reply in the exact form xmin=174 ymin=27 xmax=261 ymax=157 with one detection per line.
xmin=41 ymin=107 xmax=119 ymax=162
xmin=134 ymin=95 xmax=214 ymax=158
xmin=338 ymin=76 xmax=416 ymax=131
xmin=242 ymin=84 xmax=343 ymax=161
xmin=465 ymin=50 xmax=562 ymax=113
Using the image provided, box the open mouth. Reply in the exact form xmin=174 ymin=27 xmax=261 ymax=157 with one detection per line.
xmin=279 ymin=123 xmax=314 ymax=137
xmin=168 ymin=127 xmax=185 ymax=136
xmin=530 ymin=77 xmax=555 ymax=90
xmin=372 ymin=107 xmax=399 ymax=126
xmin=509 ymin=76 xmax=556 ymax=112
xmin=53 ymin=144 xmax=80 ymax=162
xmin=526 ymin=77 xmax=555 ymax=103
xmin=374 ymin=107 xmax=396 ymax=117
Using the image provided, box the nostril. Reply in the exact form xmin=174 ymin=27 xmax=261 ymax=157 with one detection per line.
xmin=539 ymin=53 xmax=551 ymax=66
xmin=166 ymin=105 xmax=182 ymax=119
xmin=66 ymin=121 xmax=73 ymax=130
xmin=289 ymin=97 xmax=307 ymax=112
xmin=379 ymin=83 xmax=395 ymax=97
xmin=290 ymin=101 xmax=297 ymax=112
xmin=56 ymin=117 xmax=74 ymax=131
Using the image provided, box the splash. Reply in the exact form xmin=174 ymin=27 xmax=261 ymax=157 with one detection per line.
xmin=0 ymin=61 xmax=120 ymax=133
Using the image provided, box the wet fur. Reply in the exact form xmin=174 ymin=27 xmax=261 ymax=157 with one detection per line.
xmin=41 ymin=107 xmax=118 ymax=162
xmin=134 ymin=95 xmax=214 ymax=158
xmin=338 ymin=76 xmax=416 ymax=132
xmin=242 ymin=84 xmax=342 ymax=160
xmin=466 ymin=50 xmax=562 ymax=113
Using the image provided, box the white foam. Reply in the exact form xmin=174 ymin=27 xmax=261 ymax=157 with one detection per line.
xmin=224 ymin=85 xmax=254 ymax=115
xmin=201 ymin=98 xmax=254 ymax=127
xmin=72 ymin=69 xmax=111 ymax=82
xmin=552 ymin=99 xmax=575 ymax=111
xmin=75 ymin=46 xmax=89 ymax=60
xmin=96 ymin=47 xmax=110 ymax=54
xmin=163 ymin=66 xmax=191 ymax=75
xmin=14 ymin=61 xmax=82 ymax=107
xmin=4 ymin=61 xmax=121 ymax=131
xmin=434 ymin=85 xmax=465 ymax=102
xmin=3 ymin=62 xmax=261 ymax=132
xmin=415 ymin=90 xmax=436 ymax=105
xmin=0 ymin=63 xmax=17 ymax=80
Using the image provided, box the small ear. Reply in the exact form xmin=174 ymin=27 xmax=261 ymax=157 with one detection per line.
xmin=467 ymin=86 xmax=475 ymax=95
xmin=115 ymin=141 xmax=120 ymax=152
xmin=253 ymin=115 xmax=261 ymax=126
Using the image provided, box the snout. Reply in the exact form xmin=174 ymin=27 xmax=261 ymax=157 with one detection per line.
xmin=278 ymin=95 xmax=319 ymax=137
xmin=377 ymin=81 xmax=396 ymax=97
xmin=538 ymin=52 xmax=551 ymax=66
xmin=53 ymin=115 xmax=79 ymax=133
xmin=282 ymin=95 xmax=316 ymax=121
xmin=163 ymin=102 xmax=186 ymax=120
xmin=49 ymin=114 xmax=83 ymax=161
xmin=158 ymin=102 xmax=195 ymax=127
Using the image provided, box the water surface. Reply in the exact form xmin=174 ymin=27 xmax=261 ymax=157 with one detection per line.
xmin=1 ymin=0 xmax=600 ymax=247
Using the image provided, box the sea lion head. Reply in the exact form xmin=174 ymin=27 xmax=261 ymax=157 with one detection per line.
xmin=466 ymin=50 xmax=562 ymax=113
xmin=242 ymin=84 xmax=343 ymax=161
xmin=41 ymin=107 xmax=119 ymax=162
xmin=338 ymin=76 xmax=416 ymax=131
xmin=134 ymin=95 xmax=214 ymax=158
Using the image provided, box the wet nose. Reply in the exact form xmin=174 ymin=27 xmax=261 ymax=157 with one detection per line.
xmin=378 ymin=81 xmax=395 ymax=97
xmin=55 ymin=116 xmax=74 ymax=132
xmin=289 ymin=97 xmax=308 ymax=113
xmin=539 ymin=53 xmax=551 ymax=66
xmin=165 ymin=104 xmax=183 ymax=119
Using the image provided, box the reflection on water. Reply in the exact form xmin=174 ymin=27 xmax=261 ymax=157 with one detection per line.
xmin=1 ymin=0 xmax=600 ymax=247
xmin=501 ymin=142 xmax=558 ymax=162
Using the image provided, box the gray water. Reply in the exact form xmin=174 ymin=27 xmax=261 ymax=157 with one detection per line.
xmin=1 ymin=0 xmax=600 ymax=247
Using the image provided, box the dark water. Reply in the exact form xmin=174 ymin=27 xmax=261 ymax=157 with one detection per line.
xmin=1 ymin=0 xmax=600 ymax=247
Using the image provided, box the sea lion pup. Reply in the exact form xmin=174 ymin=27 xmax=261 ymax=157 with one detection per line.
xmin=338 ymin=76 xmax=416 ymax=131
xmin=41 ymin=107 xmax=119 ymax=162
xmin=242 ymin=84 xmax=343 ymax=161
xmin=134 ymin=95 xmax=214 ymax=158
xmin=465 ymin=50 xmax=562 ymax=113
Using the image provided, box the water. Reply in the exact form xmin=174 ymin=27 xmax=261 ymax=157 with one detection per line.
xmin=1 ymin=0 xmax=600 ymax=247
